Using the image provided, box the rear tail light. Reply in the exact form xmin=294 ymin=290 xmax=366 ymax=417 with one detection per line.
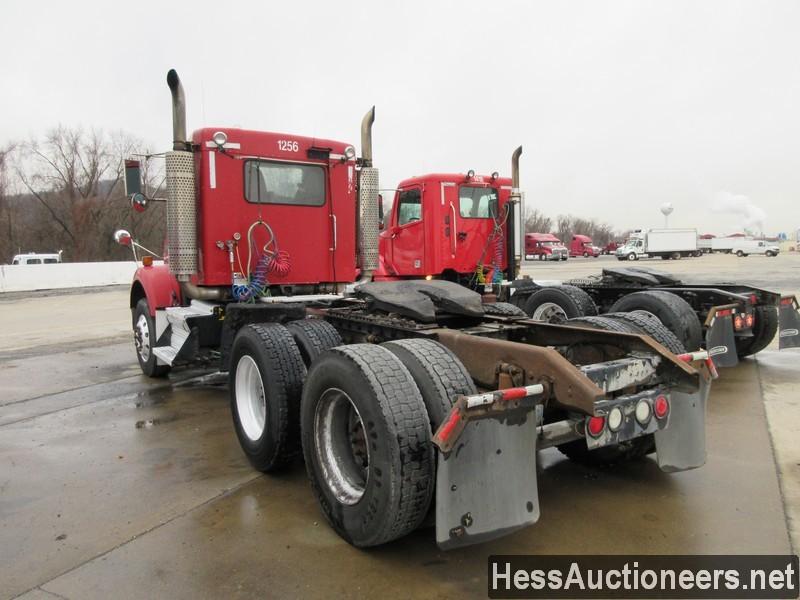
xmin=745 ymin=313 xmax=754 ymax=328
xmin=635 ymin=400 xmax=652 ymax=425
xmin=607 ymin=407 xmax=623 ymax=432
xmin=654 ymin=395 xmax=670 ymax=419
xmin=734 ymin=315 xmax=744 ymax=330
xmin=587 ymin=416 xmax=605 ymax=437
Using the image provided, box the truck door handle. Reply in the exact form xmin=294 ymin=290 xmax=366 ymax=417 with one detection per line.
xmin=330 ymin=214 xmax=337 ymax=251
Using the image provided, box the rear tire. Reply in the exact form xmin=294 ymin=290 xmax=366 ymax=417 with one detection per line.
xmin=286 ymin=318 xmax=342 ymax=367
xmin=133 ymin=298 xmax=170 ymax=378
xmin=229 ymin=323 xmax=306 ymax=472
xmin=524 ymin=285 xmax=598 ymax=323
xmin=301 ymin=345 xmax=433 ymax=547
xmin=603 ymin=311 xmax=686 ymax=354
xmin=382 ymin=338 xmax=476 ymax=429
xmin=735 ymin=306 xmax=779 ymax=358
xmin=483 ymin=302 xmax=528 ymax=318
xmin=608 ymin=290 xmax=703 ymax=352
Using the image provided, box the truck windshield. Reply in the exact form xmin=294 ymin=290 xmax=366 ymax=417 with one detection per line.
xmin=459 ymin=186 xmax=498 ymax=219
xmin=244 ymin=160 xmax=326 ymax=206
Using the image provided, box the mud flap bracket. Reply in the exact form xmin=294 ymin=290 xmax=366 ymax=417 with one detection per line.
xmin=654 ymin=369 xmax=710 ymax=472
xmin=704 ymin=305 xmax=739 ymax=367
xmin=779 ymin=296 xmax=800 ymax=350
xmin=435 ymin=414 xmax=539 ymax=550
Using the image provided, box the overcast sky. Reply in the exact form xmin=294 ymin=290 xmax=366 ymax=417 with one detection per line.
xmin=2 ymin=1 xmax=798 ymax=236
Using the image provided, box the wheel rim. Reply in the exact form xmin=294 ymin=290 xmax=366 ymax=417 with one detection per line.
xmin=134 ymin=314 xmax=151 ymax=362
xmin=314 ymin=388 xmax=369 ymax=505
xmin=628 ymin=253 xmax=636 ymax=261
xmin=532 ymin=302 xmax=568 ymax=323
xmin=235 ymin=355 xmax=267 ymax=441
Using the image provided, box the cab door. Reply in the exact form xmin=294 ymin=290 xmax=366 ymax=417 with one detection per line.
xmin=387 ymin=186 xmax=425 ymax=275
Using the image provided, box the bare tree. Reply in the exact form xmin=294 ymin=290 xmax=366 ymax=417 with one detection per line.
xmin=10 ymin=126 xmax=164 ymax=262
xmin=523 ymin=207 xmax=552 ymax=234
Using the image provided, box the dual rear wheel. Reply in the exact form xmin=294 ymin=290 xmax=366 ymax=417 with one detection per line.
xmin=229 ymin=322 xmax=471 ymax=547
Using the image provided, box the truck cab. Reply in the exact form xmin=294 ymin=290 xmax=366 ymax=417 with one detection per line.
xmin=569 ymin=234 xmax=599 ymax=257
xmin=376 ymin=172 xmax=512 ymax=285
xmin=525 ymin=232 xmax=568 ymax=261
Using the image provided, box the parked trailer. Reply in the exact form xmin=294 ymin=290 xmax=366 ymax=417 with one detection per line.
xmin=120 ymin=71 xmax=713 ymax=550
xmin=378 ymin=158 xmax=800 ymax=362
xmin=698 ymin=236 xmax=745 ymax=254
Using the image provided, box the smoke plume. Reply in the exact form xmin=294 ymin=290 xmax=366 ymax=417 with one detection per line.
xmin=711 ymin=191 xmax=766 ymax=233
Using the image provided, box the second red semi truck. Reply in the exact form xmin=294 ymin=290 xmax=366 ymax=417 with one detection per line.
xmin=378 ymin=155 xmax=800 ymax=363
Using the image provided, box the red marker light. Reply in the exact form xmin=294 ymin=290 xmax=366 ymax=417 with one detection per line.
xmin=654 ymin=395 xmax=670 ymax=419
xmin=587 ymin=416 xmax=605 ymax=437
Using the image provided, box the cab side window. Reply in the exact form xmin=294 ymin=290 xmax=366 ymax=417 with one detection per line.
xmin=396 ymin=189 xmax=422 ymax=226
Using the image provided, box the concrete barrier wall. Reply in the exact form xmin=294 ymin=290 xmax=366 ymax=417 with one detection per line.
xmin=0 ymin=261 xmax=161 ymax=293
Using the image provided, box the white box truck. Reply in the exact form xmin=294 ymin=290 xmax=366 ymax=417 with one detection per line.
xmin=616 ymin=228 xmax=699 ymax=261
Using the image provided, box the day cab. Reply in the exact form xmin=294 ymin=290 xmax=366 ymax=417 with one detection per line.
xmin=524 ymin=233 xmax=568 ymax=261
xmin=376 ymin=172 xmax=513 ymax=285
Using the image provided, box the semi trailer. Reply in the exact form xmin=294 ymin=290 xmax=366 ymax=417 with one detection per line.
xmin=379 ymin=160 xmax=800 ymax=363
xmin=119 ymin=70 xmax=714 ymax=550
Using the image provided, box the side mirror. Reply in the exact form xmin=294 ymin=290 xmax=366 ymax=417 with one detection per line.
xmin=377 ymin=194 xmax=385 ymax=230
xmin=114 ymin=229 xmax=132 ymax=247
xmin=124 ymin=159 xmax=143 ymax=197
xmin=125 ymin=160 xmax=149 ymax=212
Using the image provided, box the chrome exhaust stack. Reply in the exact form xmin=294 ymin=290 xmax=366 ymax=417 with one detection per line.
xmin=167 ymin=69 xmax=189 ymax=152
xmin=164 ymin=69 xmax=198 ymax=283
xmin=507 ymin=146 xmax=523 ymax=280
xmin=356 ymin=106 xmax=379 ymax=284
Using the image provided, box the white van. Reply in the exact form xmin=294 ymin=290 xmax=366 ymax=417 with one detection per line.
xmin=731 ymin=240 xmax=780 ymax=257
xmin=11 ymin=251 xmax=63 ymax=265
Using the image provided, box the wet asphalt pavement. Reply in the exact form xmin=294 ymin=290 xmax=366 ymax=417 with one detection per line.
xmin=1 ymin=254 xmax=798 ymax=599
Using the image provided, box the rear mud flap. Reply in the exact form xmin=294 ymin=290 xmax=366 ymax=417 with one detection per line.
xmin=705 ymin=311 xmax=738 ymax=367
xmin=654 ymin=375 xmax=710 ymax=472
xmin=779 ymin=298 xmax=800 ymax=350
xmin=436 ymin=417 xmax=539 ymax=550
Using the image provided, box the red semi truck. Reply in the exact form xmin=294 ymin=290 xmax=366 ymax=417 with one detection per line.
xmin=118 ymin=71 xmax=716 ymax=550
xmin=525 ymin=232 xmax=568 ymax=261
xmin=570 ymin=234 xmax=600 ymax=257
xmin=378 ymin=156 xmax=800 ymax=362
